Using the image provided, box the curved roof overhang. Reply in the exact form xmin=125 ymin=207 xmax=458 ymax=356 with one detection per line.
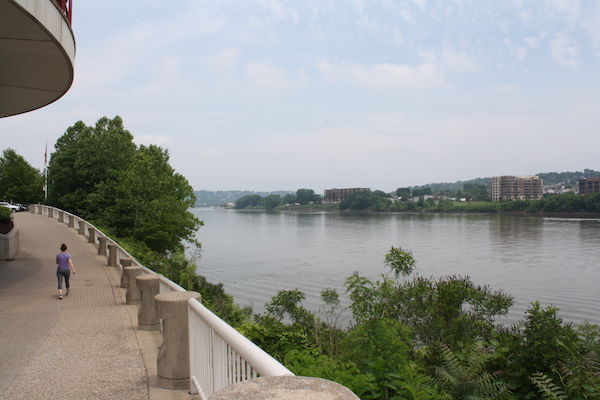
xmin=0 ymin=0 xmax=75 ymax=118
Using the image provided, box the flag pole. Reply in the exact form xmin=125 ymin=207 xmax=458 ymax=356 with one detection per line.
xmin=44 ymin=141 xmax=48 ymax=199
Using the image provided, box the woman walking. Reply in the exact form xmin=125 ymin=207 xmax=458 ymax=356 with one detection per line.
xmin=56 ymin=243 xmax=76 ymax=299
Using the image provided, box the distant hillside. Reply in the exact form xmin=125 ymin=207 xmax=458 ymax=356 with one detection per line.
xmin=410 ymin=177 xmax=491 ymax=193
xmin=193 ymin=190 xmax=293 ymax=207
xmin=537 ymin=169 xmax=599 ymax=186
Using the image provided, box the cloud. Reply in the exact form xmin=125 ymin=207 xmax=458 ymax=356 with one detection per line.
xmin=204 ymin=48 xmax=241 ymax=74
xmin=315 ymin=59 xmax=447 ymax=89
xmin=135 ymin=134 xmax=172 ymax=146
xmin=257 ymin=0 xmax=300 ymax=23
xmin=440 ymin=46 xmax=480 ymax=72
xmin=548 ymin=32 xmax=580 ymax=66
xmin=244 ymin=61 xmax=300 ymax=91
xmin=545 ymin=0 xmax=582 ymax=24
xmin=581 ymin=1 xmax=600 ymax=53
xmin=418 ymin=45 xmax=480 ymax=73
xmin=495 ymin=84 xmax=520 ymax=92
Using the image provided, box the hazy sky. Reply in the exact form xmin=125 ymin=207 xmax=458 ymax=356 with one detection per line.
xmin=2 ymin=0 xmax=599 ymax=193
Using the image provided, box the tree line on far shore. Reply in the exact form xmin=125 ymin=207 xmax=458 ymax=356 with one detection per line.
xmin=235 ymin=188 xmax=322 ymax=210
xmin=234 ymin=187 xmax=600 ymax=213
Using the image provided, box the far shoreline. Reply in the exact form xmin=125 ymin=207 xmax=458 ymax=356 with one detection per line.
xmin=198 ymin=205 xmax=600 ymax=218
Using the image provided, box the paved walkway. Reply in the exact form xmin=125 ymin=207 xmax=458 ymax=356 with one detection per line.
xmin=0 ymin=212 xmax=199 ymax=400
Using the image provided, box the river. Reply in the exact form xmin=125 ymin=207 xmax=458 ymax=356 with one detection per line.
xmin=191 ymin=208 xmax=600 ymax=326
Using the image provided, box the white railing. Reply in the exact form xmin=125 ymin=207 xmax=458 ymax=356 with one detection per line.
xmin=188 ymin=298 xmax=294 ymax=399
xmin=34 ymin=204 xmax=294 ymax=398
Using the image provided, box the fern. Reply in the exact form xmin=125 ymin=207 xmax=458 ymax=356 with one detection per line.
xmin=530 ymin=372 xmax=567 ymax=399
xmin=435 ymin=342 xmax=512 ymax=399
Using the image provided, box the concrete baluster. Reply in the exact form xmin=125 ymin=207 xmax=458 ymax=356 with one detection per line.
xmin=47 ymin=207 xmax=53 ymax=218
xmin=67 ymin=215 xmax=74 ymax=228
xmin=136 ymin=274 xmax=162 ymax=331
xmin=98 ymin=236 xmax=108 ymax=256
xmin=78 ymin=220 xmax=85 ymax=235
xmin=37 ymin=205 xmax=42 ymax=214
xmin=124 ymin=266 xmax=143 ymax=305
xmin=120 ymin=258 xmax=133 ymax=287
xmin=108 ymin=244 xmax=118 ymax=267
xmin=58 ymin=210 xmax=64 ymax=223
xmin=155 ymin=291 xmax=201 ymax=390
xmin=88 ymin=227 xmax=96 ymax=244
xmin=29 ymin=204 xmax=36 ymax=213
xmin=209 ymin=376 xmax=361 ymax=400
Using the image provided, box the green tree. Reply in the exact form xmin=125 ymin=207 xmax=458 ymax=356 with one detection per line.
xmin=339 ymin=190 xmax=391 ymax=211
xmin=282 ymin=193 xmax=297 ymax=204
xmin=296 ymin=188 xmax=317 ymax=205
xmin=47 ymin=116 xmax=136 ymax=217
xmin=264 ymin=194 xmax=282 ymax=211
xmin=373 ymin=190 xmax=391 ymax=198
xmin=235 ymin=194 xmax=263 ymax=209
xmin=0 ymin=148 xmax=43 ymax=204
xmin=90 ymin=145 xmax=201 ymax=255
xmin=396 ymin=187 xmax=411 ymax=201
xmin=463 ymin=183 xmax=489 ymax=201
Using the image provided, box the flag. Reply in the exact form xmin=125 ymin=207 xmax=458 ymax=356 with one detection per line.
xmin=44 ymin=141 xmax=47 ymax=165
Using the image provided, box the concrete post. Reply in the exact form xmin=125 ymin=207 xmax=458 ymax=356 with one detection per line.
xmin=209 ymin=376 xmax=360 ymax=400
xmin=108 ymin=244 xmax=118 ymax=267
xmin=136 ymin=274 xmax=162 ymax=331
xmin=155 ymin=291 xmax=201 ymax=390
xmin=125 ymin=266 xmax=144 ymax=305
xmin=98 ymin=236 xmax=108 ymax=256
xmin=47 ymin=207 xmax=53 ymax=218
xmin=88 ymin=227 xmax=96 ymax=244
xmin=30 ymin=204 xmax=36 ymax=213
xmin=68 ymin=215 xmax=74 ymax=228
xmin=58 ymin=211 xmax=64 ymax=223
xmin=120 ymin=258 xmax=133 ymax=287
xmin=37 ymin=205 xmax=42 ymax=214
xmin=78 ymin=220 xmax=85 ymax=235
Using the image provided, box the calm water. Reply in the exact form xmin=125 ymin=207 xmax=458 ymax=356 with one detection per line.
xmin=191 ymin=209 xmax=600 ymax=326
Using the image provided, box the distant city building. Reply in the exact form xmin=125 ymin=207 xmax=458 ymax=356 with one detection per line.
xmin=491 ymin=176 xmax=544 ymax=201
xmin=324 ymin=188 xmax=370 ymax=202
xmin=578 ymin=177 xmax=600 ymax=195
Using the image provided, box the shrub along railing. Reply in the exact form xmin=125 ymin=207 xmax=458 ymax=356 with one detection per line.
xmin=31 ymin=204 xmax=302 ymax=399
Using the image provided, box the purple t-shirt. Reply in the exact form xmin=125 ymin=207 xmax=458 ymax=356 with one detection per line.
xmin=57 ymin=252 xmax=71 ymax=269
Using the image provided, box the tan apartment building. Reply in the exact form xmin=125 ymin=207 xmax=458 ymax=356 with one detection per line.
xmin=324 ymin=188 xmax=370 ymax=202
xmin=491 ymin=176 xmax=544 ymax=201
xmin=578 ymin=177 xmax=600 ymax=194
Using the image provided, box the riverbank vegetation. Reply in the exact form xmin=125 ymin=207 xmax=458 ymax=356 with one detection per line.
xmin=241 ymin=246 xmax=600 ymax=399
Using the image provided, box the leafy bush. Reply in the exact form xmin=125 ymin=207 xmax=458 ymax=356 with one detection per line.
xmin=0 ymin=207 xmax=12 ymax=224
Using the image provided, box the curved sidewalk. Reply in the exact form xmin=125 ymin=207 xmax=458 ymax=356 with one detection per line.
xmin=0 ymin=212 xmax=198 ymax=400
